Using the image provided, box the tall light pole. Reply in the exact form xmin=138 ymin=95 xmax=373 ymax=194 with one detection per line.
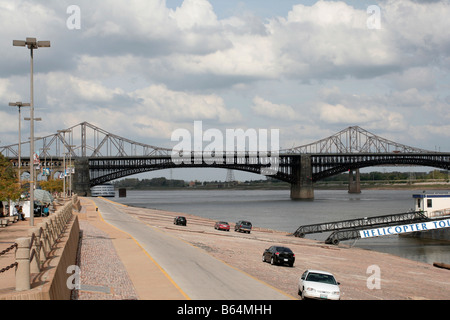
xmin=13 ymin=37 xmax=51 ymax=226
xmin=8 ymin=102 xmax=30 ymax=184
xmin=57 ymin=130 xmax=71 ymax=200
xmin=67 ymin=145 xmax=76 ymax=198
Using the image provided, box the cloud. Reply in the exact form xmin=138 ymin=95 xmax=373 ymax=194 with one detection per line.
xmin=251 ymin=96 xmax=300 ymax=120
xmin=170 ymin=0 xmax=219 ymax=30
xmin=387 ymin=67 xmax=438 ymax=91
xmin=58 ymin=0 xmax=450 ymax=89
xmin=39 ymin=72 xmax=242 ymax=136
xmin=318 ymin=102 xmax=406 ymax=131
xmin=131 ymin=84 xmax=242 ymax=123
xmin=1 ymin=0 xmax=450 ymax=154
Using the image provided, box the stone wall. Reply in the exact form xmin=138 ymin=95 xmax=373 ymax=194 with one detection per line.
xmin=0 ymin=206 xmax=80 ymax=300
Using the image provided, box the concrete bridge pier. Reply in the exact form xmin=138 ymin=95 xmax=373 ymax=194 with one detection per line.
xmin=72 ymin=157 xmax=91 ymax=196
xmin=348 ymin=169 xmax=361 ymax=194
xmin=290 ymin=155 xmax=314 ymax=200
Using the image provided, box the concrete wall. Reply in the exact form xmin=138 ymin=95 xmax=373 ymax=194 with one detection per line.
xmin=0 ymin=215 xmax=80 ymax=300
xmin=45 ymin=216 xmax=80 ymax=300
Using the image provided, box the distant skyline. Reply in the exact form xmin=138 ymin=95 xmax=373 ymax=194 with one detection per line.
xmin=1 ymin=0 xmax=449 ymax=181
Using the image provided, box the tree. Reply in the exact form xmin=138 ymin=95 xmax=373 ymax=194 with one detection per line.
xmin=39 ymin=179 xmax=64 ymax=193
xmin=0 ymin=154 xmax=22 ymax=202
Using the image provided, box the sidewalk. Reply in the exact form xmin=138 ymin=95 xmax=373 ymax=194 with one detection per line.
xmin=0 ymin=216 xmax=47 ymax=293
xmin=0 ymin=198 xmax=188 ymax=300
xmin=75 ymin=197 xmax=188 ymax=300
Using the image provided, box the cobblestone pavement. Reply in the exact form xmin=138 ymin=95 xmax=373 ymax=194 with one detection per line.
xmin=72 ymin=220 xmax=138 ymax=300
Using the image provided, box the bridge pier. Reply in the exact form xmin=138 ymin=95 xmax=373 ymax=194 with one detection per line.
xmin=348 ymin=169 xmax=361 ymax=194
xmin=72 ymin=157 xmax=91 ymax=196
xmin=290 ymin=155 xmax=314 ymax=200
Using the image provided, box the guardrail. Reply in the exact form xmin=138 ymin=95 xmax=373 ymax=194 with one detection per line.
xmin=11 ymin=200 xmax=74 ymax=291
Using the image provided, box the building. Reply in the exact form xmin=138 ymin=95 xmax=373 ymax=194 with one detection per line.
xmin=413 ymin=193 xmax=450 ymax=219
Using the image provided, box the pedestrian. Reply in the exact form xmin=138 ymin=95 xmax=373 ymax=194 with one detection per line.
xmin=18 ymin=205 xmax=26 ymax=221
xmin=43 ymin=204 xmax=49 ymax=217
xmin=13 ymin=205 xmax=19 ymax=216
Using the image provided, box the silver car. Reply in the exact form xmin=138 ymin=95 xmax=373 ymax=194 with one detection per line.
xmin=298 ymin=269 xmax=341 ymax=300
xmin=234 ymin=220 xmax=252 ymax=233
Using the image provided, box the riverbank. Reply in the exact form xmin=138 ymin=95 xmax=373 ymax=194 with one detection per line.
xmin=99 ymin=198 xmax=450 ymax=300
xmin=113 ymin=182 xmax=450 ymax=191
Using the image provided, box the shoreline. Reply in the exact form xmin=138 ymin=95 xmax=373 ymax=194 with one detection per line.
xmin=112 ymin=183 xmax=450 ymax=191
xmin=107 ymin=198 xmax=450 ymax=300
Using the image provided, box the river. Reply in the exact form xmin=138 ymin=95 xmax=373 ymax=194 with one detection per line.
xmin=112 ymin=188 xmax=450 ymax=265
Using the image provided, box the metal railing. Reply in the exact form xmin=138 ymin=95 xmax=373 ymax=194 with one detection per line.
xmin=0 ymin=244 xmax=18 ymax=273
xmin=293 ymin=211 xmax=429 ymax=238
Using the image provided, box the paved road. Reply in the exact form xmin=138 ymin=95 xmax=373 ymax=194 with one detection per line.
xmin=92 ymin=198 xmax=293 ymax=300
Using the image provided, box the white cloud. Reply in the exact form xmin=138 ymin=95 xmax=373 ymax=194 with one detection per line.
xmin=251 ymin=96 xmax=299 ymax=120
xmin=1 ymin=0 xmax=450 ymax=155
xmin=43 ymin=72 xmax=126 ymax=107
xmin=132 ymin=84 xmax=242 ymax=123
xmin=0 ymin=78 xmax=12 ymax=99
xmin=318 ymin=102 xmax=406 ymax=131
xmin=170 ymin=0 xmax=219 ymax=30
xmin=61 ymin=0 xmax=450 ymax=86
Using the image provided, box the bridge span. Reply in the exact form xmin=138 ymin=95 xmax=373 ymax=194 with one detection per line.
xmin=1 ymin=122 xmax=449 ymax=199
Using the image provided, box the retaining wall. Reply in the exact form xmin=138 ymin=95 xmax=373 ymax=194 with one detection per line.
xmin=0 ymin=210 xmax=80 ymax=300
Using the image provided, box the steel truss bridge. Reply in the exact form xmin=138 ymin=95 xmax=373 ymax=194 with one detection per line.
xmin=1 ymin=122 xmax=449 ymax=199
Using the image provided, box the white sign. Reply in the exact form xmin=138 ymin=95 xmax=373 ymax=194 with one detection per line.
xmin=360 ymin=219 xmax=450 ymax=239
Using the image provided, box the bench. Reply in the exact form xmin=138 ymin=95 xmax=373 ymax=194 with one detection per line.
xmin=0 ymin=219 xmax=9 ymax=227
xmin=8 ymin=216 xmax=19 ymax=223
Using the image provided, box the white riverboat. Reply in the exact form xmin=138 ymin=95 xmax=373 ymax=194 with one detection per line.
xmin=91 ymin=184 xmax=115 ymax=197
xmin=413 ymin=192 xmax=450 ymax=219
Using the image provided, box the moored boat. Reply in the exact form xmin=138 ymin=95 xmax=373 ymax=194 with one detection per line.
xmin=91 ymin=183 xmax=115 ymax=197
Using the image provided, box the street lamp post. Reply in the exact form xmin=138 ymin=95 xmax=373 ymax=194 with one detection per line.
xmin=13 ymin=37 xmax=50 ymax=226
xmin=57 ymin=130 xmax=71 ymax=200
xmin=8 ymin=102 xmax=30 ymax=184
xmin=67 ymin=145 xmax=76 ymax=197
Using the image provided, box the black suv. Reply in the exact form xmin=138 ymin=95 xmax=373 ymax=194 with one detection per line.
xmin=173 ymin=216 xmax=187 ymax=226
xmin=262 ymin=246 xmax=295 ymax=267
xmin=234 ymin=220 xmax=252 ymax=233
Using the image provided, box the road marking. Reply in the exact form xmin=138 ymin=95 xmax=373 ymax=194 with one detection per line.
xmin=97 ymin=197 xmax=296 ymax=300
xmin=94 ymin=201 xmax=191 ymax=300
xmin=148 ymin=219 xmax=297 ymax=300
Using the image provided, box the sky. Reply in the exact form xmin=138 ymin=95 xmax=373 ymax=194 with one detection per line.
xmin=0 ymin=0 xmax=449 ymax=181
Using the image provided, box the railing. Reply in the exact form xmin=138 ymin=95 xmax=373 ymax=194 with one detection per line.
xmin=0 ymin=244 xmax=18 ymax=273
xmin=1 ymin=199 xmax=74 ymax=291
xmin=427 ymin=208 xmax=450 ymax=219
xmin=293 ymin=211 xmax=429 ymax=238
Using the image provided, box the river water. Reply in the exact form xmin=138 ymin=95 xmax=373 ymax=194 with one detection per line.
xmin=112 ymin=188 xmax=450 ymax=265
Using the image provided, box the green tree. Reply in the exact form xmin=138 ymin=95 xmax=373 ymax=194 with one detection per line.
xmin=39 ymin=179 xmax=63 ymax=193
xmin=0 ymin=154 xmax=22 ymax=201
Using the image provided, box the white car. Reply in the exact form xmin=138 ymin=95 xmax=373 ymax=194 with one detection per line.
xmin=298 ymin=269 xmax=341 ymax=300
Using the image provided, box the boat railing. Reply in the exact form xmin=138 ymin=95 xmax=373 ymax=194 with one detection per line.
xmin=426 ymin=208 xmax=450 ymax=219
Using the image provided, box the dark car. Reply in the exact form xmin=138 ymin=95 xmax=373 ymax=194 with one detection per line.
xmin=33 ymin=202 xmax=44 ymax=217
xmin=234 ymin=220 xmax=252 ymax=233
xmin=174 ymin=216 xmax=187 ymax=226
xmin=262 ymin=246 xmax=295 ymax=267
xmin=214 ymin=221 xmax=230 ymax=231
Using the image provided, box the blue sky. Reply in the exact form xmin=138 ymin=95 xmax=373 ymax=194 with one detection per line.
xmin=0 ymin=0 xmax=449 ymax=181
